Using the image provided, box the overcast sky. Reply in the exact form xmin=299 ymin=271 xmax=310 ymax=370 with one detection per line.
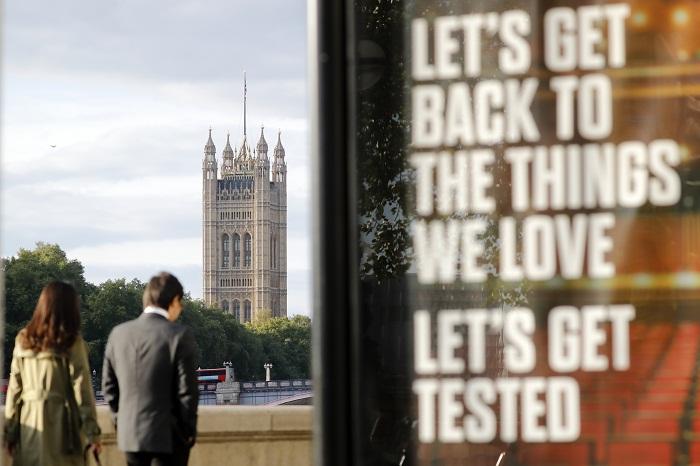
xmin=2 ymin=1 xmax=311 ymax=315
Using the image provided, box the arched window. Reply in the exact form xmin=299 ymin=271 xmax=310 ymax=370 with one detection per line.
xmin=270 ymin=235 xmax=274 ymax=269
xmin=233 ymin=300 xmax=240 ymax=321
xmin=222 ymin=300 xmax=229 ymax=313
xmin=233 ymin=234 xmax=241 ymax=268
xmin=244 ymin=300 xmax=252 ymax=323
xmin=244 ymin=233 xmax=252 ymax=268
xmin=222 ymin=234 xmax=230 ymax=268
xmin=273 ymin=237 xmax=277 ymax=269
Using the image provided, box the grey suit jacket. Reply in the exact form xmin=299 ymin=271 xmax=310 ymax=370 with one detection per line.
xmin=102 ymin=312 xmax=198 ymax=453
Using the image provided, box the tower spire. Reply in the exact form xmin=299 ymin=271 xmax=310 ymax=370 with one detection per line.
xmin=204 ymin=127 xmax=216 ymax=160
xmin=243 ymin=71 xmax=247 ymax=138
xmin=272 ymin=129 xmax=286 ymax=183
xmin=257 ymin=124 xmax=268 ymax=161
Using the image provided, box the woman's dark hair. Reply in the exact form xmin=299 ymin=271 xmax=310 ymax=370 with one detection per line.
xmin=143 ymin=272 xmax=184 ymax=310
xmin=20 ymin=281 xmax=81 ymax=353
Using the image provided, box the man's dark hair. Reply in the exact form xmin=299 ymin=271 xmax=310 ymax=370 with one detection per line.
xmin=143 ymin=272 xmax=184 ymax=309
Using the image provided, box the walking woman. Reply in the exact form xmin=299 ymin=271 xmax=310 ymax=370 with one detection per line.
xmin=4 ymin=281 xmax=102 ymax=465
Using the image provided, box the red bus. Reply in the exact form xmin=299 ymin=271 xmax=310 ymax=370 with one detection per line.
xmin=196 ymin=368 xmax=226 ymax=391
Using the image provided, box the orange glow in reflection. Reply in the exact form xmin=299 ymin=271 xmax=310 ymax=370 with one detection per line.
xmin=632 ymin=10 xmax=649 ymax=27
xmin=672 ymin=7 xmax=690 ymax=26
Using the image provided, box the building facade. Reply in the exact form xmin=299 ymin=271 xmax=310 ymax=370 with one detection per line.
xmin=202 ymin=123 xmax=287 ymax=322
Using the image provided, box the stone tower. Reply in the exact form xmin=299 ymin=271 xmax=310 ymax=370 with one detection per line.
xmin=202 ymin=79 xmax=288 ymax=321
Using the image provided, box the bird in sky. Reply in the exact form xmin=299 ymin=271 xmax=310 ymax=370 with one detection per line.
xmin=49 ymin=144 xmax=56 ymax=148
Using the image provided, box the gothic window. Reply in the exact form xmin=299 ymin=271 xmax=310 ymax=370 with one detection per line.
xmin=233 ymin=234 xmax=241 ymax=268
xmin=244 ymin=300 xmax=252 ymax=323
xmin=270 ymin=236 xmax=274 ymax=269
xmin=222 ymin=234 xmax=230 ymax=268
xmin=244 ymin=233 xmax=252 ymax=268
xmin=233 ymin=300 xmax=240 ymax=321
xmin=222 ymin=300 xmax=229 ymax=313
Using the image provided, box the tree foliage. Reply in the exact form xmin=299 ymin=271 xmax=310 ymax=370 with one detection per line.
xmin=3 ymin=243 xmax=311 ymax=382
xmin=355 ymin=0 xmax=412 ymax=280
xmin=248 ymin=315 xmax=312 ymax=380
xmin=3 ymin=243 xmax=93 ymax=374
xmin=82 ymin=278 xmax=144 ymax=375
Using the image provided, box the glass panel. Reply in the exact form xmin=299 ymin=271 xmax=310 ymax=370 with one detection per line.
xmin=233 ymin=300 xmax=241 ymax=321
xmin=222 ymin=234 xmax=230 ymax=268
xmin=245 ymin=233 xmax=252 ymax=268
xmin=234 ymin=234 xmax=241 ymax=268
xmin=244 ymin=300 xmax=252 ymax=323
xmin=350 ymin=1 xmax=700 ymax=465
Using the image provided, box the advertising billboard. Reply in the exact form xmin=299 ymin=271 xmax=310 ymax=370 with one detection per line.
xmin=314 ymin=1 xmax=700 ymax=465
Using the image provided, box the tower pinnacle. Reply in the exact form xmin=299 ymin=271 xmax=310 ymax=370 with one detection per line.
xmin=272 ymin=130 xmax=286 ymax=183
xmin=274 ymin=130 xmax=285 ymax=158
xmin=222 ymin=132 xmax=234 ymax=174
xmin=257 ymin=125 xmax=268 ymax=158
xmin=204 ymin=128 xmax=216 ymax=160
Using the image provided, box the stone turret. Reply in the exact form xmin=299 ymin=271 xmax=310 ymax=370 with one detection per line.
xmin=272 ymin=131 xmax=286 ymax=183
xmin=204 ymin=128 xmax=216 ymax=162
xmin=222 ymin=133 xmax=234 ymax=176
xmin=256 ymin=126 xmax=269 ymax=162
xmin=203 ymin=128 xmax=218 ymax=181
xmin=202 ymin=128 xmax=219 ymax=305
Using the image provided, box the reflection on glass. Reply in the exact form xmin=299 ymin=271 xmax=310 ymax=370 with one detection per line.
xmin=352 ymin=1 xmax=700 ymax=465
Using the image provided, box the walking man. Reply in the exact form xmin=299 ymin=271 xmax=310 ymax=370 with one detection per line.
xmin=103 ymin=272 xmax=198 ymax=466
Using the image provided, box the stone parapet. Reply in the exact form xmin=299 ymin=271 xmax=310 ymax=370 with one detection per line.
xmin=3 ymin=405 xmax=313 ymax=466
xmin=216 ymin=381 xmax=241 ymax=404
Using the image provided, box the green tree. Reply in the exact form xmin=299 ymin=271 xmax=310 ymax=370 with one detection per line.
xmin=179 ymin=299 xmax=266 ymax=380
xmin=355 ymin=0 xmax=412 ymax=281
xmin=3 ymin=243 xmax=92 ymax=374
xmin=3 ymin=243 xmax=312 ymax=383
xmin=82 ymin=278 xmax=144 ymax=377
xmin=248 ymin=315 xmax=312 ymax=379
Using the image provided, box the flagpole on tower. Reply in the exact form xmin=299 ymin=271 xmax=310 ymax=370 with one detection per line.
xmin=244 ymin=71 xmax=247 ymax=138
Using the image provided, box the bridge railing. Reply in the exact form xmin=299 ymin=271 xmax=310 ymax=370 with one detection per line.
xmin=241 ymin=379 xmax=313 ymax=390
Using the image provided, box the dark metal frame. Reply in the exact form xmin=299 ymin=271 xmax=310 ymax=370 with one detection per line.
xmin=310 ymin=0 xmax=361 ymax=465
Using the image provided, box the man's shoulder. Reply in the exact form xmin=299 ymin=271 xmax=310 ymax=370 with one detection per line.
xmin=169 ymin=323 xmax=196 ymax=352
xmin=109 ymin=317 xmax=140 ymax=335
xmin=107 ymin=316 xmax=152 ymax=342
xmin=171 ymin=321 xmax=194 ymax=340
xmin=109 ymin=314 xmax=192 ymax=341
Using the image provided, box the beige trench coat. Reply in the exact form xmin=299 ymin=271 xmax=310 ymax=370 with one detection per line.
xmin=4 ymin=333 xmax=101 ymax=466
